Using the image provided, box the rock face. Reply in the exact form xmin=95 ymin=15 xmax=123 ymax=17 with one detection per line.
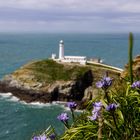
xmin=0 ymin=59 xmax=121 ymax=105
xmin=83 ymin=86 xmax=99 ymax=101
xmin=0 ymin=60 xmax=93 ymax=103
xmin=121 ymin=55 xmax=140 ymax=78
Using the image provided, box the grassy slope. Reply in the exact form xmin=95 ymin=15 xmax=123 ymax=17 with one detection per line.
xmin=12 ymin=59 xmax=121 ymax=88
xmin=15 ymin=59 xmax=91 ymax=84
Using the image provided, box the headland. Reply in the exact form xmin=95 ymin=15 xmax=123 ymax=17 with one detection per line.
xmin=0 ymin=59 xmax=122 ymax=108
xmin=0 ymin=40 xmax=124 ymax=108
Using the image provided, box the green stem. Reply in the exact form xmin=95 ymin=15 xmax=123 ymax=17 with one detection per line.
xmin=71 ymin=109 xmax=75 ymax=122
xmin=105 ymin=90 xmax=110 ymax=103
xmin=98 ymin=110 xmax=103 ymax=140
xmin=104 ymin=90 xmax=120 ymax=134
xmin=112 ymin=112 xmax=119 ymax=132
xmin=128 ymin=32 xmax=134 ymax=84
xmin=62 ymin=121 xmax=69 ymax=129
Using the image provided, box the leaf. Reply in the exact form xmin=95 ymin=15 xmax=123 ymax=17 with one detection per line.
xmin=126 ymin=85 xmax=130 ymax=96
xmin=100 ymin=99 xmax=107 ymax=107
xmin=69 ymin=130 xmax=82 ymax=140
xmin=104 ymin=120 xmax=118 ymax=133
xmin=117 ymin=110 xmax=124 ymax=123
xmin=104 ymin=120 xmax=114 ymax=128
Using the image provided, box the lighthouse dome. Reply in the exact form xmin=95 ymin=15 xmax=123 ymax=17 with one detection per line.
xmin=59 ymin=40 xmax=64 ymax=44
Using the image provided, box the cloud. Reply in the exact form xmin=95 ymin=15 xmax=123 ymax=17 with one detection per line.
xmin=0 ymin=0 xmax=138 ymax=12
xmin=0 ymin=0 xmax=140 ymax=32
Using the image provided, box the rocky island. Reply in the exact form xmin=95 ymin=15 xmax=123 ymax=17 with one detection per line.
xmin=0 ymin=59 xmax=122 ymax=106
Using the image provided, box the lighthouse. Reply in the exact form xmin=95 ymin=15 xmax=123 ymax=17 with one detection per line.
xmin=51 ymin=40 xmax=87 ymax=65
xmin=59 ymin=40 xmax=64 ymax=60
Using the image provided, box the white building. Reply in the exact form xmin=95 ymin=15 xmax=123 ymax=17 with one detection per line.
xmin=52 ymin=40 xmax=87 ymax=65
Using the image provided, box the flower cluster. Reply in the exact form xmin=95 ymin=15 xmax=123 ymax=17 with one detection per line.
xmin=89 ymin=102 xmax=103 ymax=121
xmin=67 ymin=101 xmax=77 ymax=109
xmin=131 ymin=81 xmax=140 ymax=89
xmin=96 ymin=76 xmax=112 ymax=90
xmin=57 ymin=113 xmax=69 ymax=122
xmin=106 ymin=103 xmax=118 ymax=112
xmin=32 ymin=135 xmax=46 ymax=140
xmin=49 ymin=133 xmax=55 ymax=140
xmin=32 ymin=133 xmax=56 ymax=140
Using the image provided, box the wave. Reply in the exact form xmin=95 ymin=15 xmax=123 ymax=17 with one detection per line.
xmin=0 ymin=93 xmax=82 ymax=111
xmin=0 ymin=93 xmax=64 ymax=107
xmin=28 ymin=102 xmax=52 ymax=107
xmin=0 ymin=92 xmax=12 ymax=98
xmin=25 ymin=101 xmax=68 ymax=109
xmin=0 ymin=92 xmax=19 ymax=102
xmin=10 ymin=96 xmax=19 ymax=102
xmin=0 ymin=92 xmax=67 ymax=109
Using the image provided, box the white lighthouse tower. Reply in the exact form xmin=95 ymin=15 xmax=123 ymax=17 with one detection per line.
xmin=51 ymin=39 xmax=87 ymax=65
xmin=59 ymin=40 xmax=64 ymax=60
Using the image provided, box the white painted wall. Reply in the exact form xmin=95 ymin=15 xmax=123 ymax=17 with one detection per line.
xmin=59 ymin=40 xmax=64 ymax=60
xmin=52 ymin=40 xmax=87 ymax=65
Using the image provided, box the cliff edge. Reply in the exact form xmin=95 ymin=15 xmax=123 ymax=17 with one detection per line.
xmin=0 ymin=59 xmax=121 ymax=105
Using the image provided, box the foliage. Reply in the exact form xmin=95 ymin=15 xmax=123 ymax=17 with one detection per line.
xmin=57 ymin=79 xmax=140 ymax=140
xmin=28 ymin=59 xmax=90 ymax=83
xmin=32 ymin=78 xmax=140 ymax=139
xmin=128 ymin=32 xmax=134 ymax=84
xmin=32 ymin=125 xmax=58 ymax=140
xmin=32 ymin=33 xmax=140 ymax=140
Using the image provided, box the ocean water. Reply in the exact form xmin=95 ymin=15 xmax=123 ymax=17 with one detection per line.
xmin=0 ymin=33 xmax=140 ymax=140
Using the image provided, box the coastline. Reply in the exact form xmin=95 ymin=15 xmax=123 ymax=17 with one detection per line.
xmin=0 ymin=59 xmax=122 ymax=109
xmin=0 ymin=91 xmax=84 ymax=113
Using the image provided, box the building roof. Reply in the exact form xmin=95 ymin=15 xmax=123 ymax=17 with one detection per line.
xmin=64 ymin=56 xmax=86 ymax=59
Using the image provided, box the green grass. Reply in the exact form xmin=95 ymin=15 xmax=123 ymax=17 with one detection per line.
xmin=28 ymin=59 xmax=90 ymax=83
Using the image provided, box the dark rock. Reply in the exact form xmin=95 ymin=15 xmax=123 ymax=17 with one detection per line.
xmin=0 ymin=69 xmax=93 ymax=104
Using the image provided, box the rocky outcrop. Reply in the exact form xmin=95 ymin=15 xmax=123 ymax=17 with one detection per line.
xmin=83 ymin=86 xmax=99 ymax=101
xmin=121 ymin=55 xmax=140 ymax=78
xmin=0 ymin=61 xmax=93 ymax=103
xmin=0 ymin=59 xmax=121 ymax=106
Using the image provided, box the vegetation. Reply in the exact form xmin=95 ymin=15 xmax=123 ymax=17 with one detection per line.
xmin=13 ymin=59 xmax=120 ymax=87
xmin=128 ymin=32 xmax=134 ymax=84
xmin=31 ymin=33 xmax=140 ymax=140
xmin=16 ymin=59 xmax=91 ymax=83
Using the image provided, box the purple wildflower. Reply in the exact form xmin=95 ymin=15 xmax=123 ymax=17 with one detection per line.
xmin=89 ymin=112 xmax=100 ymax=121
xmin=96 ymin=76 xmax=112 ymax=89
xmin=89 ymin=102 xmax=103 ymax=121
xmin=93 ymin=102 xmax=103 ymax=107
xmin=67 ymin=101 xmax=77 ymax=109
xmin=49 ymin=133 xmax=55 ymax=140
xmin=92 ymin=102 xmax=103 ymax=113
xmin=106 ymin=103 xmax=118 ymax=111
xmin=32 ymin=135 xmax=46 ymax=140
xmin=32 ymin=136 xmax=39 ymax=140
xmin=131 ymin=81 xmax=140 ymax=88
xmin=57 ymin=113 xmax=69 ymax=122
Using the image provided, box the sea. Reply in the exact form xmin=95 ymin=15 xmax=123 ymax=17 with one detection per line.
xmin=0 ymin=33 xmax=140 ymax=140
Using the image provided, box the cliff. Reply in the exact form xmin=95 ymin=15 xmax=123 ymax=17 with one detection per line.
xmin=121 ymin=55 xmax=140 ymax=79
xmin=0 ymin=59 xmax=121 ymax=105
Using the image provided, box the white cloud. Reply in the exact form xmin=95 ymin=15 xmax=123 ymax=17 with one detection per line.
xmin=0 ymin=18 xmax=104 ymax=32
xmin=111 ymin=16 xmax=140 ymax=24
xmin=0 ymin=0 xmax=138 ymax=12
xmin=0 ymin=0 xmax=140 ymax=32
xmin=118 ymin=1 xmax=140 ymax=13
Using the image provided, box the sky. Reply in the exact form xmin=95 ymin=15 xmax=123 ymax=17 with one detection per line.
xmin=0 ymin=0 xmax=140 ymax=33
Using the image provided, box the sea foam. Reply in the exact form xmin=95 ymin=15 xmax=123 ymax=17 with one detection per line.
xmin=0 ymin=93 xmax=81 ymax=111
xmin=29 ymin=102 xmax=51 ymax=107
xmin=0 ymin=92 xmax=12 ymax=98
xmin=0 ymin=92 xmax=19 ymax=102
xmin=0 ymin=92 xmax=66 ymax=108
